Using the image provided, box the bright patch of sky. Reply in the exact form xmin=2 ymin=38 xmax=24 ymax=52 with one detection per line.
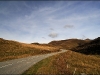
xmin=0 ymin=1 xmax=100 ymax=43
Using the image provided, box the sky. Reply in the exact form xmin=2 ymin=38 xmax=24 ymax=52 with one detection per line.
xmin=0 ymin=1 xmax=100 ymax=43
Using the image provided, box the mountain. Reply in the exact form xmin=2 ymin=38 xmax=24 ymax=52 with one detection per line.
xmin=48 ymin=38 xmax=91 ymax=49
xmin=72 ymin=37 xmax=100 ymax=55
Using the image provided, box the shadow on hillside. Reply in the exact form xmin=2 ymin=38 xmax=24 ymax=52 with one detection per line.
xmin=71 ymin=37 xmax=100 ymax=55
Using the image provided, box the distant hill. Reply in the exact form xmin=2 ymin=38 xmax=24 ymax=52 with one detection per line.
xmin=72 ymin=37 xmax=100 ymax=55
xmin=48 ymin=39 xmax=91 ymax=49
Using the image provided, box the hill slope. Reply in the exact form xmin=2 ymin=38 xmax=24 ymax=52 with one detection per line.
xmin=0 ymin=38 xmax=59 ymax=61
xmin=23 ymin=50 xmax=100 ymax=75
xmin=48 ymin=39 xmax=91 ymax=49
xmin=72 ymin=37 xmax=100 ymax=55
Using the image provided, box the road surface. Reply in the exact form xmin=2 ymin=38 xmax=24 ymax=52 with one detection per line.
xmin=0 ymin=49 xmax=67 ymax=74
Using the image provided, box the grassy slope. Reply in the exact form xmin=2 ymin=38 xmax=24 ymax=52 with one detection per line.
xmin=23 ymin=51 xmax=100 ymax=75
xmin=48 ymin=39 xmax=90 ymax=49
xmin=0 ymin=38 xmax=91 ymax=62
xmin=0 ymin=38 xmax=59 ymax=61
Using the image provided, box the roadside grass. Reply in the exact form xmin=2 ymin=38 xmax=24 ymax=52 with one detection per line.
xmin=22 ymin=50 xmax=100 ymax=75
xmin=22 ymin=54 xmax=63 ymax=75
xmin=0 ymin=38 xmax=59 ymax=61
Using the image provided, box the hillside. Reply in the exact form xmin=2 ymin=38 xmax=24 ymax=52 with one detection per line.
xmin=0 ymin=37 xmax=99 ymax=61
xmin=0 ymin=38 xmax=59 ymax=61
xmin=23 ymin=50 xmax=100 ymax=75
xmin=72 ymin=37 xmax=100 ymax=55
xmin=48 ymin=39 xmax=91 ymax=49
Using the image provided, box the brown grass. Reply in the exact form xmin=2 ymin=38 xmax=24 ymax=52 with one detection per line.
xmin=22 ymin=43 xmax=58 ymax=52
xmin=23 ymin=50 xmax=100 ymax=75
xmin=0 ymin=38 xmax=59 ymax=61
xmin=55 ymin=51 xmax=100 ymax=74
xmin=48 ymin=39 xmax=91 ymax=49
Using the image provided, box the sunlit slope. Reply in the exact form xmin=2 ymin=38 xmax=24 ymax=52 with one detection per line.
xmin=48 ymin=39 xmax=90 ymax=49
xmin=0 ymin=38 xmax=59 ymax=61
xmin=23 ymin=51 xmax=100 ymax=75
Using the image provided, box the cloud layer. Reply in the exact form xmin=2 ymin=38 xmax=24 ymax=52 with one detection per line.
xmin=0 ymin=1 xmax=100 ymax=43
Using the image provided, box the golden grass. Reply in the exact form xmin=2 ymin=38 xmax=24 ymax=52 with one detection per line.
xmin=0 ymin=38 xmax=59 ymax=61
xmin=61 ymin=51 xmax=100 ymax=74
xmin=23 ymin=50 xmax=100 ymax=75
xmin=48 ymin=39 xmax=91 ymax=50
xmin=22 ymin=43 xmax=58 ymax=51
xmin=22 ymin=55 xmax=61 ymax=75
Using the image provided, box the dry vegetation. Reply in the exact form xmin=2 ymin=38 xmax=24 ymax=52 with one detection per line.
xmin=48 ymin=39 xmax=91 ymax=49
xmin=0 ymin=37 xmax=92 ymax=62
xmin=23 ymin=43 xmax=58 ymax=52
xmin=0 ymin=38 xmax=59 ymax=61
xmin=1 ymin=37 xmax=100 ymax=74
xmin=23 ymin=50 xmax=100 ymax=75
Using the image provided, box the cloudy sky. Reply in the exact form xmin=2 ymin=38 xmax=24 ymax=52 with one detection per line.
xmin=0 ymin=1 xmax=100 ymax=43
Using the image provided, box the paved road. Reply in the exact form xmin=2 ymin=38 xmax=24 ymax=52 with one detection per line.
xmin=0 ymin=49 xmax=67 ymax=74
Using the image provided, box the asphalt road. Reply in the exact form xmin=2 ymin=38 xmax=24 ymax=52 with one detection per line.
xmin=0 ymin=49 xmax=67 ymax=74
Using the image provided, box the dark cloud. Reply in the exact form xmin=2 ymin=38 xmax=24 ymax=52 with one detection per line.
xmin=42 ymin=37 xmax=46 ymax=39
xmin=50 ymin=28 xmax=54 ymax=30
xmin=64 ymin=25 xmax=74 ymax=28
xmin=48 ymin=32 xmax=58 ymax=38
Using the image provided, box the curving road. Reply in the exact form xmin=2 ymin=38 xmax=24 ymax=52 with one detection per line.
xmin=0 ymin=49 xmax=67 ymax=74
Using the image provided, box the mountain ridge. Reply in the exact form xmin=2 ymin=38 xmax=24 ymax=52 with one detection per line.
xmin=72 ymin=37 xmax=100 ymax=55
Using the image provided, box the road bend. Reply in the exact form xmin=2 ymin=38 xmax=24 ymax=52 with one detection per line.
xmin=0 ymin=49 xmax=67 ymax=74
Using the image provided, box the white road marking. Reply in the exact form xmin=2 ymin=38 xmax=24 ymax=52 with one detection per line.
xmin=28 ymin=57 xmax=35 ymax=60
xmin=17 ymin=60 xmax=26 ymax=63
xmin=0 ymin=49 xmax=68 ymax=74
xmin=0 ymin=63 xmax=13 ymax=68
